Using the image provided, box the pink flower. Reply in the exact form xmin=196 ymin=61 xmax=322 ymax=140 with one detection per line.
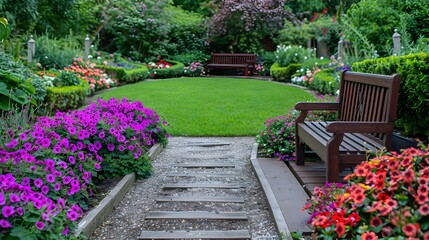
xmin=35 ymin=221 xmax=45 ymax=230
xmin=2 ymin=206 xmax=15 ymax=218
xmin=0 ymin=219 xmax=12 ymax=228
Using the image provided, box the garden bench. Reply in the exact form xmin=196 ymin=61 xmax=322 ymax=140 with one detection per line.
xmin=205 ymin=53 xmax=256 ymax=76
xmin=294 ymin=70 xmax=401 ymax=182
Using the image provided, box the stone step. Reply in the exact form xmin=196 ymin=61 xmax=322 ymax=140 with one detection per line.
xmin=145 ymin=211 xmax=248 ymax=220
xmin=164 ymin=172 xmax=236 ymax=178
xmin=156 ymin=196 xmax=245 ymax=203
xmin=163 ymin=183 xmax=243 ymax=189
xmin=170 ymin=163 xmax=235 ymax=168
xmin=138 ymin=230 xmax=251 ymax=239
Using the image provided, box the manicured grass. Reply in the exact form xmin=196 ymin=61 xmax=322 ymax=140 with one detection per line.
xmin=96 ymin=77 xmax=314 ymax=136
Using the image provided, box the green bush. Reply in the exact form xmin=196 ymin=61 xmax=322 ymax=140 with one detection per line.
xmin=270 ymin=62 xmax=302 ymax=82
xmin=97 ymin=62 xmax=149 ymax=84
xmin=310 ymin=68 xmax=339 ymax=95
xmin=34 ymin=34 xmax=82 ymax=69
xmin=0 ymin=70 xmax=36 ymax=111
xmin=53 ymin=71 xmax=81 ymax=87
xmin=45 ymin=79 xmax=90 ymax=111
xmin=171 ymin=52 xmax=209 ymax=66
xmin=150 ymin=60 xmax=185 ymax=79
xmin=352 ymin=52 xmax=429 ymax=140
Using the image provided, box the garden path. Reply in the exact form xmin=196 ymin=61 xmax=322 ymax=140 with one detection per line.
xmin=90 ymin=137 xmax=280 ymax=240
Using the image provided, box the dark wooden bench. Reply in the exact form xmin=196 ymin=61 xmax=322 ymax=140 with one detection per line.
xmin=294 ymin=71 xmax=401 ymax=182
xmin=205 ymin=53 xmax=256 ymax=76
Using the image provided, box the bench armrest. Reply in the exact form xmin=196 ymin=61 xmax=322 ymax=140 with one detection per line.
xmin=326 ymin=122 xmax=395 ymax=133
xmin=295 ymin=102 xmax=340 ymax=111
xmin=295 ymin=102 xmax=339 ymax=123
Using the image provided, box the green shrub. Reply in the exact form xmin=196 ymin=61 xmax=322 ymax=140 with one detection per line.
xmin=97 ymin=62 xmax=149 ymax=84
xmin=45 ymin=79 xmax=90 ymax=111
xmin=171 ymin=52 xmax=209 ymax=66
xmin=0 ymin=70 xmax=36 ymax=111
xmin=34 ymin=34 xmax=82 ymax=69
xmin=270 ymin=62 xmax=302 ymax=82
xmin=53 ymin=71 xmax=81 ymax=87
xmin=310 ymin=68 xmax=339 ymax=95
xmin=352 ymin=52 xmax=429 ymax=140
xmin=275 ymin=45 xmax=313 ymax=67
xmin=150 ymin=60 xmax=185 ymax=79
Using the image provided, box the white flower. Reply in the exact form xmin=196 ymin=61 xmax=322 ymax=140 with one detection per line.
xmin=304 ymin=56 xmax=308 ymax=60
xmin=320 ymin=56 xmax=324 ymax=60
xmin=88 ymin=55 xmax=93 ymax=59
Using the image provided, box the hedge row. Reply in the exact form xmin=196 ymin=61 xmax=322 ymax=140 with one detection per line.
xmin=270 ymin=62 xmax=301 ymax=82
xmin=45 ymin=79 xmax=90 ymax=111
xmin=352 ymin=52 xmax=429 ymax=140
xmin=150 ymin=60 xmax=185 ymax=79
xmin=97 ymin=62 xmax=149 ymax=84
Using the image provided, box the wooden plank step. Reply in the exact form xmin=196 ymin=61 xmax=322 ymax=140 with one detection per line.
xmin=170 ymin=163 xmax=235 ymax=168
xmin=184 ymin=154 xmax=235 ymax=159
xmin=164 ymin=172 xmax=236 ymax=178
xmin=163 ymin=183 xmax=242 ymax=189
xmin=139 ymin=230 xmax=251 ymax=239
xmin=187 ymin=142 xmax=231 ymax=147
xmin=145 ymin=211 xmax=248 ymax=220
xmin=156 ymin=196 xmax=245 ymax=203
xmin=187 ymin=148 xmax=231 ymax=153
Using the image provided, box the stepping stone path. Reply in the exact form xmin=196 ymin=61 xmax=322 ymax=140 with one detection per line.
xmin=138 ymin=141 xmax=252 ymax=239
xmin=91 ymin=137 xmax=278 ymax=240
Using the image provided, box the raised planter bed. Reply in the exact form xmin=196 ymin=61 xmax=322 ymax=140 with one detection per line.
xmin=75 ymin=143 xmax=164 ymax=238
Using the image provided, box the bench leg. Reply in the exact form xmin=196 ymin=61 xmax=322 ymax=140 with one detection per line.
xmin=295 ymin=135 xmax=305 ymax=165
xmin=326 ymin=134 xmax=343 ymax=182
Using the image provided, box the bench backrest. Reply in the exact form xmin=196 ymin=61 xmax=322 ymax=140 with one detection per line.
xmin=338 ymin=71 xmax=401 ymax=145
xmin=210 ymin=53 xmax=256 ymax=65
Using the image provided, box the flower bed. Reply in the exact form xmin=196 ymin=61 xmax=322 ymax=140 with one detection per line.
xmin=0 ymin=98 xmax=168 ymax=239
xmin=306 ymin=145 xmax=429 ymax=239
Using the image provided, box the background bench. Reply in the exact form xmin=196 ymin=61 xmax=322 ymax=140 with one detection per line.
xmin=206 ymin=53 xmax=256 ymax=76
xmin=294 ymin=71 xmax=401 ymax=182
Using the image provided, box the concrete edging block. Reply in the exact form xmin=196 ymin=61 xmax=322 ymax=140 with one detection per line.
xmin=75 ymin=143 xmax=164 ymax=237
xmin=250 ymin=143 xmax=293 ymax=240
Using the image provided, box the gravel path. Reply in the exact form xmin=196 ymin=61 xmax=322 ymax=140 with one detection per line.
xmin=90 ymin=137 xmax=279 ymax=240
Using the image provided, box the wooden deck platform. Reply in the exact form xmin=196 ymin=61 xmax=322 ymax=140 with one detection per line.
xmin=286 ymin=161 xmax=352 ymax=195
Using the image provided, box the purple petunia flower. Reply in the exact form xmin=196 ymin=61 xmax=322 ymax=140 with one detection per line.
xmin=35 ymin=221 xmax=45 ymax=230
xmin=78 ymin=152 xmax=85 ymax=160
xmin=2 ymin=206 xmax=15 ymax=218
xmin=34 ymin=178 xmax=43 ymax=188
xmin=98 ymin=131 xmax=105 ymax=139
xmin=46 ymin=174 xmax=55 ymax=183
xmin=0 ymin=192 xmax=5 ymax=205
xmin=19 ymin=133 xmax=27 ymax=141
xmin=0 ymin=219 xmax=12 ymax=228
xmin=40 ymin=138 xmax=51 ymax=148
xmin=107 ymin=143 xmax=115 ymax=151
xmin=16 ymin=207 xmax=23 ymax=216
xmin=53 ymin=145 xmax=62 ymax=154
xmin=62 ymin=226 xmax=69 ymax=235
xmin=54 ymin=183 xmax=61 ymax=191
xmin=5 ymin=139 xmax=18 ymax=149
xmin=68 ymin=127 xmax=77 ymax=135
xmin=23 ymin=142 xmax=32 ymax=150
xmin=68 ymin=155 xmax=76 ymax=164
xmin=21 ymin=177 xmax=30 ymax=185
xmin=67 ymin=210 xmax=79 ymax=221
xmin=62 ymin=176 xmax=71 ymax=185
xmin=41 ymin=185 xmax=49 ymax=195
xmin=69 ymin=143 xmax=77 ymax=152
xmin=9 ymin=194 xmax=20 ymax=203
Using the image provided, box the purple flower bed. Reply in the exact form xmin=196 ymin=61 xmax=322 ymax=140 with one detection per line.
xmin=0 ymin=98 xmax=168 ymax=239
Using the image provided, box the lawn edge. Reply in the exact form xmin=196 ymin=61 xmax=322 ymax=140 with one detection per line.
xmin=75 ymin=143 xmax=164 ymax=238
xmin=250 ymin=143 xmax=293 ymax=240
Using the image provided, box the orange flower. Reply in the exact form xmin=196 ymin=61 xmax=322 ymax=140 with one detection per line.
xmin=355 ymin=165 xmax=369 ymax=177
xmin=335 ymin=222 xmax=346 ymax=238
xmin=402 ymin=223 xmax=419 ymax=237
xmin=361 ymin=231 xmax=378 ymax=240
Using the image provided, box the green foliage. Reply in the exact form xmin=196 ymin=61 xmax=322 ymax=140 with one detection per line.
xmin=29 ymin=76 xmax=48 ymax=104
xmin=270 ymin=62 xmax=302 ymax=82
xmin=0 ymin=70 xmax=36 ymax=111
xmin=275 ymin=45 xmax=313 ymax=67
xmin=171 ymin=52 xmax=209 ymax=66
xmin=101 ymin=149 xmax=152 ymax=179
xmin=45 ymin=79 xmax=90 ymax=111
xmin=34 ymin=33 xmax=83 ymax=69
xmin=277 ymin=21 xmax=312 ymax=46
xmin=310 ymin=68 xmax=339 ymax=95
xmin=53 ymin=71 xmax=81 ymax=87
xmin=304 ymin=15 xmax=341 ymax=55
xmin=352 ymin=52 xmax=429 ymax=140
xmin=150 ymin=60 xmax=185 ymax=79
xmin=0 ymin=17 xmax=11 ymax=41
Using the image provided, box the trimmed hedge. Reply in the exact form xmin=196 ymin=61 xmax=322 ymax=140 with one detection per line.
xmin=45 ymin=79 xmax=90 ymax=111
xmin=97 ymin=62 xmax=149 ymax=84
xmin=352 ymin=52 xmax=429 ymax=140
xmin=270 ymin=62 xmax=301 ymax=82
xmin=311 ymin=68 xmax=339 ymax=95
xmin=150 ymin=60 xmax=185 ymax=79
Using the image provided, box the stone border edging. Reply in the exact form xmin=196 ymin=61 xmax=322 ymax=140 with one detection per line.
xmin=75 ymin=143 xmax=164 ymax=238
xmin=250 ymin=143 xmax=293 ymax=240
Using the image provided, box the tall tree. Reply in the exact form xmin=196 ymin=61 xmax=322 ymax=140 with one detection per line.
xmin=207 ymin=0 xmax=294 ymax=52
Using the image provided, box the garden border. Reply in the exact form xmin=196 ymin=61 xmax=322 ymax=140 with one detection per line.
xmin=74 ymin=143 xmax=164 ymax=238
xmin=250 ymin=143 xmax=293 ymax=240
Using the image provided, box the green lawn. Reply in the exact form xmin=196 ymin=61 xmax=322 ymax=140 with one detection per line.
xmin=96 ymin=77 xmax=314 ymax=136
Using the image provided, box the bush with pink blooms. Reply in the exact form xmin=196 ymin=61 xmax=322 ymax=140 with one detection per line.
xmin=307 ymin=145 xmax=429 ymax=239
xmin=0 ymin=98 xmax=169 ymax=239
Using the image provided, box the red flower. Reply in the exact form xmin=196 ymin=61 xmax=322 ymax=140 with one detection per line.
xmin=369 ymin=216 xmax=382 ymax=227
xmin=335 ymin=222 xmax=346 ymax=238
xmin=361 ymin=231 xmax=378 ymax=240
xmin=381 ymin=226 xmax=393 ymax=237
xmin=402 ymin=223 xmax=419 ymax=237
xmin=424 ymin=231 xmax=429 ymax=240
xmin=353 ymin=193 xmax=366 ymax=205
xmin=347 ymin=212 xmax=360 ymax=226
xmin=374 ymin=180 xmax=385 ymax=191
xmin=416 ymin=192 xmax=429 ymax=205
xmin=385 ymin=199 xmax=398 ymax=209
xmin=377 ymin=193 xmax=390 ymax=202
xmin=419 ymin=204 xmax=429 ymax=216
